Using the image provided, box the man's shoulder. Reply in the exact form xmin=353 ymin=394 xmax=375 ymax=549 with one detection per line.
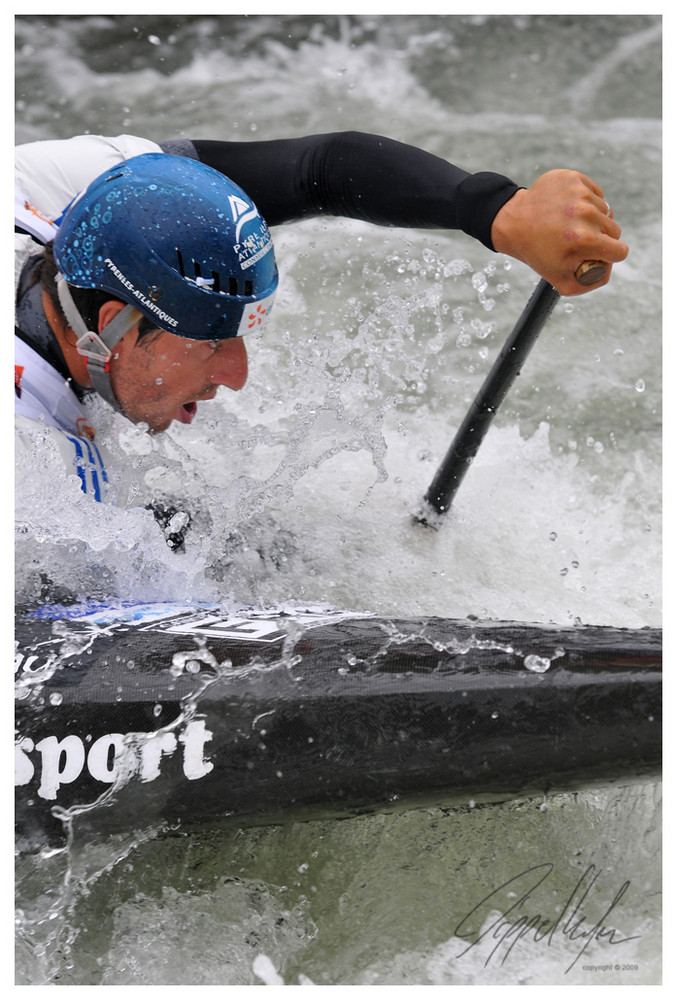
xmin=15 ymin=134 xmax=164 ymax=221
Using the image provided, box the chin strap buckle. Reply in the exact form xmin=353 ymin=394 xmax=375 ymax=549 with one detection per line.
xmin=75 ymin=330 xmax=113 ymax=365
xmin=55 ymin=273 xmax=143 ymax=413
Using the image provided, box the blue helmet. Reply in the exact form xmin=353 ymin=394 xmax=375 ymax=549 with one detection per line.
xmin=53 ymin=152 xmax=278 ymax=342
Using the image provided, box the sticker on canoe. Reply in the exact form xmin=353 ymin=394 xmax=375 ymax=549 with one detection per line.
xmin=24 ymin=603 xmax=374 ymax=643
xmin=148 ymin=613 xmax=288 ymax=643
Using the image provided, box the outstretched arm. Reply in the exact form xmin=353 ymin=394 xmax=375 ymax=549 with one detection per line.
xmin=169 ymin=132 xmax=628 ymax=295
xmin=186 ymin=132 xmax=518 ymax=247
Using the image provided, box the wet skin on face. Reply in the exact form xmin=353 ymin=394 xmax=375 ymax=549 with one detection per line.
xmin=109 ymin=317 xmax=248 ymax=433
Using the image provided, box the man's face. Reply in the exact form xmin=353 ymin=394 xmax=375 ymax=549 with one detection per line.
xmin=109 ymin=319 xmax=248 ymax=433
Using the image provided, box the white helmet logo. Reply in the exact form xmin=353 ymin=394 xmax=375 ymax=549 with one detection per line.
xmin=228 ymin=194 xmax=260 ymax=244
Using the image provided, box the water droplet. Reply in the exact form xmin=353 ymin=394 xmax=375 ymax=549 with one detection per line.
xmin=491 ymin=711 xmax=499 ymax=719
xmin=155 ymin=377 xmax=163 ymax=385
xmin=635 ymin=379 xmax=645 ymax=392
xmin=524 ymin=654 xmax=551 ymax=673
xmin=49 ymin=692 xmax=62 ymax=706
xmin=549 ymin=531 xmax=558 ymax=541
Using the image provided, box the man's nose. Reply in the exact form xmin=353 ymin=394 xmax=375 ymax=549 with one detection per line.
xmin=210 ymin=337 xmax=248 ymax=391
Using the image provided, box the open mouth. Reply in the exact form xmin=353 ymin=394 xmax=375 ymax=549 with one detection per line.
xmin=179 ymin=401 xmax=198 ymax=424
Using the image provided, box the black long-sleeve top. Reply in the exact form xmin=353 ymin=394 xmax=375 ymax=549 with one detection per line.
xmin=159 ymin=132 xmax=520 ymax=251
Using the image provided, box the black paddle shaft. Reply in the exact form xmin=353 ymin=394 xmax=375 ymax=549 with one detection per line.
xmin=419 ymin=278 xmax=560 ymax=520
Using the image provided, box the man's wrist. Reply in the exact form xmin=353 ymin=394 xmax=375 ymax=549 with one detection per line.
xmin=490 ymin=187 xmax=527 ymax=259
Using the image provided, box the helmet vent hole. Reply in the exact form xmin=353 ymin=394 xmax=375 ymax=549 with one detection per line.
xmin=211 ymin=271 xmax=221 ymax=293
xmin=244 ymin=280 xmax=253 ymax=296
xmin=176 ymin=248 xmax=185 ymax=277
xmin=229 ymin=277 xmax=238 ymax=296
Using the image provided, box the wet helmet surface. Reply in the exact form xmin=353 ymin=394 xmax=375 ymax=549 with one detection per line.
xmin=54 ymin=152 xmax=278 ymax=340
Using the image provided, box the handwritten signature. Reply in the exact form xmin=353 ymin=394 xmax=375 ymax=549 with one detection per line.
xmin=454 ymin=863 xmax=639 ymax=974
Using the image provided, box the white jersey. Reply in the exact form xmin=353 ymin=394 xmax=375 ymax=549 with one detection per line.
xmin=15 ymin=134 xmax=163 ymax=503
xmin=15 ymin=336 xmax=95 ymax=436
xmin=14 ymin=338 xmax=110 ymax=502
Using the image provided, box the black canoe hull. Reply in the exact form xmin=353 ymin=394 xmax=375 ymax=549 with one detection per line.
xmin=15 ymin=605 xmax=662 ymax=846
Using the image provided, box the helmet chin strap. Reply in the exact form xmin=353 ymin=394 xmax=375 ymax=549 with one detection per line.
xmin=55 ymin=273 xmax=142 ymax=413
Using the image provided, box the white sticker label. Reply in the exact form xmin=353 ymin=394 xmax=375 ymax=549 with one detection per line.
xmin=159 ymin=614 xmax=287 ymax=643
xmin=236 ymin=292 xmax=276 ymax=337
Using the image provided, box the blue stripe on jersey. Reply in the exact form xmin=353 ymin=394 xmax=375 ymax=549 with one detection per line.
xmin=66 ymin=435 xmax=107 ymax=502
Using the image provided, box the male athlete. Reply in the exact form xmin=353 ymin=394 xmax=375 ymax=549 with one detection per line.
xmin=15 ymin=131 xmax=627 ymax=504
